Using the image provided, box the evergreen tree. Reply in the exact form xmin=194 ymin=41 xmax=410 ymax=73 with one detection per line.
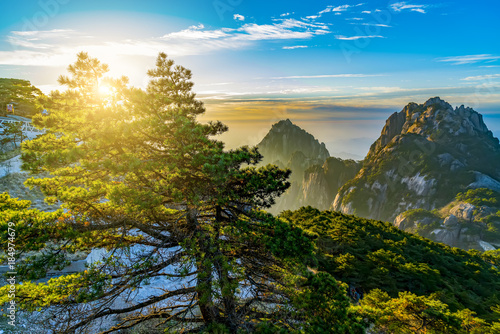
xmin=359 ymin=289 xmax=487 ymax=333
xmin=0 ymin=121 xmax=26 ymax=149
xmin=0 ymin=78 xmax=44 ymax=116
xmin=7 ymin=52 xmax=312 ymax=333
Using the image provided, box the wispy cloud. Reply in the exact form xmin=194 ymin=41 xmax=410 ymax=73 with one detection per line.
xmin=233 ymin=14 xmax=245 ymax=21
xmin=391 ymin=2 xmax=429 ymax=13
xmin=356 ymin=23 xmax=391 ymax=27
xmin=437 ymin=54 xmax=500 ymax=65
xmin=331 ymin=5 xmax=352 ymax=12
xmin=0 ymin=17 xmax=333 ymax=67
xmin=335 ymin=35 xmax=384 ymax=40
xmin=462 ymin=74 xmax=500 ymax=81
xmin=282 ymin=45 xmax=308 ymax=50
xmin=162 ymin=24 xmax=231 ymax=40
xmin=7 ymin=29 xmax=76 ymax=49
xmin=305 ymin=4 xmax=357 ymax=20
xmin=10 ymin=29 xmax=74 ymax=38
xmin=236 ymin=19 xmax=329 ymax=40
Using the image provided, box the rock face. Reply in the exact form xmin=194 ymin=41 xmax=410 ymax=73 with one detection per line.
xmin=257 ymin=120 xmax=360 ymax=213
xmin=298 ymin=157 xmax=362 ymax=210
xmin=258 ymin=119 xmax=329 ymax=178
xmin=333 ymin=97 xmax=500 ymax=223
xmin=395 ymin=199 xmax=500 ymax=251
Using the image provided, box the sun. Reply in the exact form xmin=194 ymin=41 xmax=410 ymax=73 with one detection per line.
xmin=98 ymin=84 xmax=112 ymax=96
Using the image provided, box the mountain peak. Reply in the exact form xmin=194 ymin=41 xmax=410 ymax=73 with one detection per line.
xmin=273 ymin=118 xmax=297 ymax=129
xmin=259 ymin=119 xmax=330 ymax=164
xmin=368 ymin=98 xmax=496 ymax=157
xmin=335 ymin=97 xmax=500 ymax=223
xmin=423 ymin=96 xmax=452 ymax=109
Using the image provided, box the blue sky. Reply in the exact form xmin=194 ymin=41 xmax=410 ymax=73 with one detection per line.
xmin=1 ymin=0 xmax=499 ymax=157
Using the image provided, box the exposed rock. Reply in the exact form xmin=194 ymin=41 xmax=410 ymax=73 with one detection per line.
xmin=443 ymin=214 xmax=458 ymax=226
xmin=394 ymin=214 xmax=413 ymax=230
xmin=468 ymin=172 xmax=500 ymax=193
xmin=257 ymin=120 xmax=361 ymax=213
xmin=258 ymin=119 xmax=329 ymax=168
xmin=449 ymin=203 xmax=476 ymax=221
xmin=432 ymin=227 xmax=461 ymax=246
xmin=401 ymin=173 xmax=436 ymax=197
xmin=479 ymin=241 xmax=497 ymax=251
xmin=293 ymin=157 xmax=361 ymax=211
xmin=257 ymin=119 xmax=330 ymax=213
xmin=334 ymin=97 xmax=500 ymax=223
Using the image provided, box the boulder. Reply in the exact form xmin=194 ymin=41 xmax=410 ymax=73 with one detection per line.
xmin=443 ymin=214 xmax=459 ymax=226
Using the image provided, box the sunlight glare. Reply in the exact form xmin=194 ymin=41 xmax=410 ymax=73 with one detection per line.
xmin=98 ymin=84 xmax=112 ymax=96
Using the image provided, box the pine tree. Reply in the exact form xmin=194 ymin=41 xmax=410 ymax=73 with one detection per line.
xmin=0 ymin=78 xmax=44 ymax=116
xmin=10 ymin=52 xmax=312 ymax=333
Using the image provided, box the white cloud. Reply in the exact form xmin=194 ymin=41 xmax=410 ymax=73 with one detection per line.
xmin=391 ymin=2 xmax=429 ymax=13
xmin=233 ymin=14 xmax=245 ymax=21
xmin=0 ymin=17 xmax=333 ymax=68
xmin=335 ymin=35 xmax=384 ymax=40
xmin=236 ymin=19 xmax=329 ymax=41
xmin=282 ymin=45 xmax=308 ymax=50
xmin=462 ymin=74 xmax=500 ymax=81
xmin=162 ymin=24 xmax=231 ymax=40
xmin=318 ymin=7 xmax=332 ymax=15
xmin=362 ymin=10 xmax=372 ymax=14
xmin=331 ymin=5 xmax=351 ymax=12
xmin=11 ymin=29 xmax=74 ymax=38
xmin=280 ymin=12 xmax=293 ymax=17
xmin=304 ymin=4 xmax=352 ymax=21
xmin=7 ymin=29 xmax=77 ymax=49
xmin=361 ymin=23 xmax=392 ymax=27
xmin=437 ymin=54 xmax=500 ymax=65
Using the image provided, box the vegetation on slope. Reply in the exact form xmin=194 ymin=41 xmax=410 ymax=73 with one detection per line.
xmin=281 ymin=207 xmax=500 ymax=324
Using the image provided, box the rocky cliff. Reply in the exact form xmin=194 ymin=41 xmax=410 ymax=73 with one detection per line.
xmin=394 ymin=188 xmax=500 ymax=251
xmin=298 ymin=157 xmax=361 ymax=210
xmin=257 ymin=119 xmax=359 ymax=213
xmin=333 ymin=97 xmax=500 ymax=225
xmin=258 ymin=119 xmax=329 ymax=181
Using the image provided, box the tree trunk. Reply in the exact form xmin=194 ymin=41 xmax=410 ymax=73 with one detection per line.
xmin=188 ymin=207 xmax=217 ymax=324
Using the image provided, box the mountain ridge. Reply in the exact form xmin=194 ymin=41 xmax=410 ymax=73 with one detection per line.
xmin=255 ymin=98 xmax=500 ymax=251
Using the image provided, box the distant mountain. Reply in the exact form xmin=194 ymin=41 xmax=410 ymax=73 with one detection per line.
xmin=257 ymin=119 xmax=359 ymax=212
xmin=258 ymin=119 xmax=329 ymax=178
xmin=333 ymin=97 xmax=500 ymax=250
xmin=330 ymin=151 xmax=364 ymax=161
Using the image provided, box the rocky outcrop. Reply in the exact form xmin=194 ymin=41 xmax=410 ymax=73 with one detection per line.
xmin=298 ymin=157 xmax=362 ymax=210
xmin=257 ymin=120 xmax=360 ymax=213
xmin=334 ymin=97 xmax=500 ymax=222
xmin=258 ymin=119 xmax=329 ymax=171
xmin=396 ymin=199 xmax=499 ymax=251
